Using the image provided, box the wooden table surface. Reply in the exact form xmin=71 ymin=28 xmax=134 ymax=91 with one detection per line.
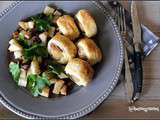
xmin=1 ymin=1 xmax=160 ymax=119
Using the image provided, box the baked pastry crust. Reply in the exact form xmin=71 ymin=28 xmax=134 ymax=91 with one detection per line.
xmin=77 ymin=38 xmax=102 ymax=65
xmin=57 ymin=15 xmax=80 ymax=40
xmin=75 ymin=9 xmax=97 ymax=37
xmin=48 ymin=33 xmax=77 ymax=64
xmin=65 ymin=58 xmax=94 ymax=86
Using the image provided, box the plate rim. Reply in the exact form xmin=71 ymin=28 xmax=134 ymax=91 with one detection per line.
xmin=0 ymin=1 xmax=124 ymax=119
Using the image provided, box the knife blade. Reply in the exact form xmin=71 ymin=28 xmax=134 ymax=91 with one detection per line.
xmin=131 ymin=1 xmax=143 ymax=102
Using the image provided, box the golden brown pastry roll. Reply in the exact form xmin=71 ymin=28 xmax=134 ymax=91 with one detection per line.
xmin=77 ymin=38 xmax=102 ymax=65
xmin=65 ymin=58 xmax=94 ymax=86
xmin=75 ymin=9 xmax=97 ymax=37
xmin=48 ymin=34 xmax=77 ymax=64
xmin=57 ymin=15 xmax=80 ymax=41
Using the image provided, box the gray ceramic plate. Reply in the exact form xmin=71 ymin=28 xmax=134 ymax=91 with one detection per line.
xmin=0 ymin=1 xmax=123 ymax=119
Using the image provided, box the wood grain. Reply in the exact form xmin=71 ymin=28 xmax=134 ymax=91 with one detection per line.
xmin=1 ymin=1 xmax=160 ymax=119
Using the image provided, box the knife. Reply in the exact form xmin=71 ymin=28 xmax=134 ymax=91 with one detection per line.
xmin=131 ymin=1 xmax=143 ymax=102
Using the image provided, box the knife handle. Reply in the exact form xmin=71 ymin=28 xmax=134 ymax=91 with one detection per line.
xmin=134 ymin=51 xmax=143 ymax=93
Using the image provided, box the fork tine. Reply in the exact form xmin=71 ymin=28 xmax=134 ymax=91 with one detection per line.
xmin=120 ymin=6 xmax=123 ymax=32
xmin=122 ymin=7 xmax=126 ymax=32
xmin=116 ymin=5 xmax=133 ymax=54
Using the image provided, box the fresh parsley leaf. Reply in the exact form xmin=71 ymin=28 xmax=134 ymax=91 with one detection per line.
xmin=48 ymin=65 xmax=62 ymax=75
xmin=9 ymin=62 xmax=21 ymax=83
xmin=27 ymin=74 xmax=38 ymax=96
xmin=36 ymin=75 xmax=50 ymax=90
xmin=27 ymin=74 xmax=36 ymax=89
xmin=31 ymin=86 xmax=40 ymax=97
xmin=46 ymin=14 xmax=54 ymax=23
xmin=31 ymin=14 xmax=44 ymax=20
xmin=27 ymin=74 xmax=51 ymax=97
xmin=32 ymin=16 xmax=51 ymax=32
xmin=23 ymin=44 xmax=48 ymax=60
xmin=18 ymin=32 xmax=30 ymax=48
xmin=48 ymin=63 xmax=68 ymax=79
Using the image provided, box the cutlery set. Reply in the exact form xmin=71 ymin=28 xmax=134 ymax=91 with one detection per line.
xmin=109 ymin=1 xmax=143 ymax=103
xmin=107 ymin=0 xmax=159 ymax=103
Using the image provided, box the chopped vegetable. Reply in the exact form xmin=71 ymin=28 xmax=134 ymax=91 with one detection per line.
xmin=43 ymin=6 xmax=55 ymax=15
xmin=9 ymin=62 xmax=21 ymax=83
xmin=28 ymin=57 xmax=41 ymax=75
xmin=8 ymin=39 xmax=23 ymax=52
xmin=14 ymin=51 xmax=23 ymax=59
xmin=60 ymin=85 xmax=67 ymax=96
xmin=28 ymin=21 xmax=34 ymax=29
xmin=54 ymin=10 xmax=62 ymax=16
xmin=19 ymin=21 xmax=34 ymax=30
xmin=18 ymin=68 xmax=27 ymax=87
xmin=53 ymin=80 xmax=64 ymax=94
xmin=23 ymin=44 xmax=48 ymax=60
xmin=27 ymin=74 xmax=51 ymax=97
xmin=19 ymin=21 xmax=28 ymax=30
xmin=39 ymin=32 xmax=48 ymax=45
xmin=40 ymin=87 xmax=50 ymax=97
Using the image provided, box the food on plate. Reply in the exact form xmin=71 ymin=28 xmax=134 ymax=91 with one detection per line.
xmin=8 ymin=5 xmax=102 ymax=98
xmin=28 ymin=57 xmax=41 ymax=75
xmin=65 ymin=58 xmax=94 ymax=86
xmin=77 ymin=38 xmax=102 ymax=65
xmin=18 ymin=68 xmax=27 ymax=87
xmin=8 ymin=39 xmax=23 ymax=52
xmin=57 ymin=15 xmax=80 ymax=40
xmin=53 ymin=79 xmax=65 ymax=94
xmin=43 ymin=6 xmax=55 ymax=15
xmin=75 ymin=9 xmax=97 ymax=37
xmin=48 ymin=33 xmax=77 ymax=64
xmin=60 ymin=85 xmax=67 ymax=96
xmin=18 ymin=21 xmax=34 ymax=30
xmin=40 ymin=87 xmax=50 ymax=97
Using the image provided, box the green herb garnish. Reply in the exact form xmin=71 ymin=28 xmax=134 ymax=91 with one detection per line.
xmin=46 ymin=14 xmax=54 ymax=23
xmin=27 ymin=74 xmax=51 ymax=97
xmin=32 ymin=16 xmax=51 ymax=32
xmin=9 ymin=62 xmax=21 ymax=83
xmin=48 ymin=63 xmax=68 ymax=79
xmin=23 ymin=44 xmax=48 ymax=60
xmin=18 ymin=32 xmax=30 ymax=48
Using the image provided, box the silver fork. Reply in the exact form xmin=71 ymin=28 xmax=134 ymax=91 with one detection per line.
xmin=115 ymin=4 xmax=134 ymax=103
